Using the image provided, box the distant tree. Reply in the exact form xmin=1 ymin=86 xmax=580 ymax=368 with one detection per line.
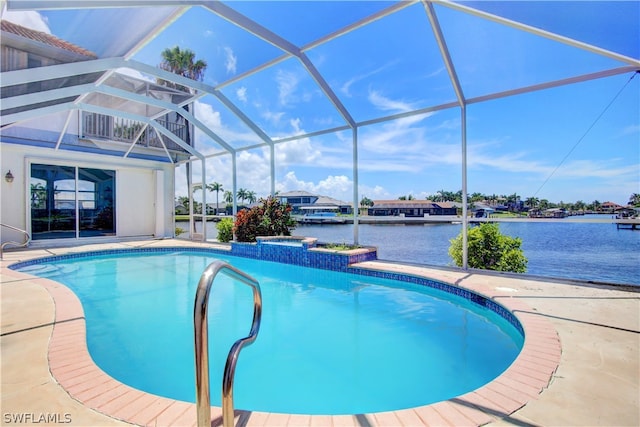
xmin=435 ymin=190 xmax=458 ymax=202
xmin=207 ymin=182 xmax=223 ymax=214
xmin=237 ymin=188 xmax=248 ymax=204
xmin=470 ymin=192 xmax=484 ymax=203
xmin=223 ymin=190 xmax=234 ymax=204
xmin=246 ymin=190 xmax=257 ymax=204
xmin=176 ymin=196 xmax=189 ymax=212
xmin=524 ymin=197 xmax=539 ymax=210
xmin=591 ymin=200 xmax=601 ymax=212
xmin=449 ymin=223 xmax=527 ymax=273
xmin=629 ymin=193 xmax=640 ymax=207
xmin=539 ymin=199 xmax=550 ymax=210
xmin=360 ymin=196 xmax=374 ymax=207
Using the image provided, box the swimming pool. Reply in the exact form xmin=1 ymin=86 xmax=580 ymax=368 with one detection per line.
xmin=14 ymin=248 xmax=523 ymax=415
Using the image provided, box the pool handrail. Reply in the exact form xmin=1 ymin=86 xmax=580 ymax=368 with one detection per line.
xmin=1 ymin=223 xmax=30 ymax=260
xmin=194 ymin=261 xmax=262 ymax=427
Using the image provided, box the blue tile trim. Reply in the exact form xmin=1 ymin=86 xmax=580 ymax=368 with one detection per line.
xmin=9 ymin=245 xmax=523 ymax=336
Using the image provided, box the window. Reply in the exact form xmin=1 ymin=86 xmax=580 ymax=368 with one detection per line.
xmin=30 ymin=164 xmax=116 ymax=240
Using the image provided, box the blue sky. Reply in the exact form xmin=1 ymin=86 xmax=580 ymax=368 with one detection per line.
xmin=4 ymin=1 xmax=639 ymax=205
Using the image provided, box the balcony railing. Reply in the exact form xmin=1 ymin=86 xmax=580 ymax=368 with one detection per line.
xmin=81 ymin=112 xmax=191 ymax=153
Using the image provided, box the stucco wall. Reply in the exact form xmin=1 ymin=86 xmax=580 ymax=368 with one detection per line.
xmin=0 ymin=142 xmax=175 ymax=245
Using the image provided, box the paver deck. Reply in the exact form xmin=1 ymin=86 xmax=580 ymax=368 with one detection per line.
xmin=1 ymin=239 xmax=638 ymax=426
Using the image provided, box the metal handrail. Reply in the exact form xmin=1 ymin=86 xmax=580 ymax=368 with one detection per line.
xmin=194 ymin=261 xmax=262 ymax=427
xmin=1 ymin=223 xmax=31 ymax=260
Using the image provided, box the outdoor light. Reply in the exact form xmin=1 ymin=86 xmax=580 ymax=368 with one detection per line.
xmin=4 ymin=170 xmax=14 ymax=183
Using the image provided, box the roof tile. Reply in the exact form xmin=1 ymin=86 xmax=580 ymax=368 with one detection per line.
xmin=1 ymin=20 xmax=97 ymax=59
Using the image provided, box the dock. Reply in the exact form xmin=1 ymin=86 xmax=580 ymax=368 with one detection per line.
xmin=615 ymin=218 xmax=640 ymax=230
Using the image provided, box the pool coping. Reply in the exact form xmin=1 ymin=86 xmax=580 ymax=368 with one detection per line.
xmin=4 ymin=243 xmax=561 ymax=427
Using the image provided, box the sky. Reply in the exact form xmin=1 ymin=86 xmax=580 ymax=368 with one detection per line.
xmin=3 ymin=1 xmax=639 ymax=206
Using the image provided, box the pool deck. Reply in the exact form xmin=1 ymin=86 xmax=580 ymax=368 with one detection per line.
xmin=1 ymin=239 xmax=638 ymax=427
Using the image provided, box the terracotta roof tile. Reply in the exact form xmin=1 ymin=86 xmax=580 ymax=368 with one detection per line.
xmin=1 ymin=20 xmax=97 ymax=59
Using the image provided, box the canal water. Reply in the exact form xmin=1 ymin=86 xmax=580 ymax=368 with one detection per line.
xmin=178 ymin=215 xmax=640 ymax=286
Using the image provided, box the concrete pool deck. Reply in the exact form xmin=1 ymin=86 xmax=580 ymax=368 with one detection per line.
xmin=1 ymin=239 xmax=638 ymax=426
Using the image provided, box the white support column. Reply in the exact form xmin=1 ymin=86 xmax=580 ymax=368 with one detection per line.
xmin=155 ymin=170 xmax=165 ymax=238
xmin=352 ymin=127 xmax=359 ymax=245
xmin=232 ymin=153 xmax=238 ymax=218
xmin=461 ymin=104 xmax=468 ymax=269
xmin=188 ymin=159 xmax=194 ymax=238
xmin=201 ymin=159 xmax=207 ymax=241
xmin=270 ymin=144 xmax=275 ymax=196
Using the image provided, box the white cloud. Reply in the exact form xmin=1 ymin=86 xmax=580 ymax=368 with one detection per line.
xmin=2 ymin=8 xmax=50 ymax=33
xmin=359 ymin=113 xmax=434 ymax=156
xmin=276 ymin=69 xmax=299 ymax=106
xmin=223 ymin=47 xmax=237 ymax=74
xmin=275 ymin=138 xmax=321 ymax=166
xmin=340 ymin=61 xmax=398 ymax=97
xmin=425 ymin=66 xmax=446 ymax=79
xmin=368 ymin=90 xmax=414 ymax=113
xmin=277 ymin=172 xmax=352 ymax=201
xmin=194 ymin=101 xmax=263 ymax=150
xmin=276 ymin=171 xmax=393 ymax=202
xmin=236 ymin=86 xmax=247 ymax=103
xmin=261 ymin=110 xmax=285 ymax=125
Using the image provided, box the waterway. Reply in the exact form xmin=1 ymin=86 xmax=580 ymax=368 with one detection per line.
xmin=178 ymin=215 xmax=640 ymax=286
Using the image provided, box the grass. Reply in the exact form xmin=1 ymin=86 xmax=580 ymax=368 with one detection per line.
xmin=321 ymin=242 xmax=362 ymax=251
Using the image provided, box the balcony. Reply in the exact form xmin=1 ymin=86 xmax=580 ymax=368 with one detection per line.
xmin=81 ymin=112 xmax=191 ymax=153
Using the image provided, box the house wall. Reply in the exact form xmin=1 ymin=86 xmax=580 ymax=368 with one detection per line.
xmin=0 ymin=142 xmax=175 ymax=246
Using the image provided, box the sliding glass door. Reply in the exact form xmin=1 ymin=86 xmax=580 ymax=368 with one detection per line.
xmin=79 ymin=168 xmax=115 ymax=237
xmin=30 ymin=164 xmax=116 ymax=240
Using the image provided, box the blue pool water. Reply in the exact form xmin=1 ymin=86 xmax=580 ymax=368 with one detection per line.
xmin=16 ymin=250 xmax=523 ymax=415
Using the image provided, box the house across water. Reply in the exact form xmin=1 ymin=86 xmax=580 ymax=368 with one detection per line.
xmin=368 ymin=200 xmax=457 ymax=217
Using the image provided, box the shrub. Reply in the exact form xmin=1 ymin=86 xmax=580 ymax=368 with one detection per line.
xmin=216 ymin=217 xmax=234 ymax=242
xmin=321 ymin=242 xmax=362 ymax=251
xmin=449 ymin=222 xmax=527 ymax=273
xmin=234 ymin=196 xmax=296 ymax=242
xmin=175 ymin=226 xmax=185 ymax=237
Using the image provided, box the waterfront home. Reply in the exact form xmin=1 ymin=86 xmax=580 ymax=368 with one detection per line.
xmin=368 ymin=200 xmax=456 ymax=217
xmin=277 ymin=190 xmax=352 ymax=215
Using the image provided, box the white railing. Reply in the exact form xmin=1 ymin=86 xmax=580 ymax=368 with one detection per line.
xmin=1 ymin=223 xmax=31 ymax=259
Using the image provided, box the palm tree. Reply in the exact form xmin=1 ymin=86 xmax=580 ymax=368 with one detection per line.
xmin=539 ymin=199 xmax=550 ymax=211
xmin=158 ymin=46 xmax=207 ymax=91
xmin=223 ymin=190 xmax=234 ymax=204
xmin=574 ymin=200 xmax=586 ymax=212
xmin=629 ymin=193 xmax=640 ymax=207
xmin=360 ymin=196 xmax=374 ymax=207
xmin=245 ymin=190 xmax=257 ymax=204
xmin=30 ymin=183 xmax=47 ymax=209
xmin=524 ymin=197 xmax=539 ymax=210
xmin=207 ymin=182 xmax=223 ymax=214
xmin=237 ymin=188 xmax=248 ymax=205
